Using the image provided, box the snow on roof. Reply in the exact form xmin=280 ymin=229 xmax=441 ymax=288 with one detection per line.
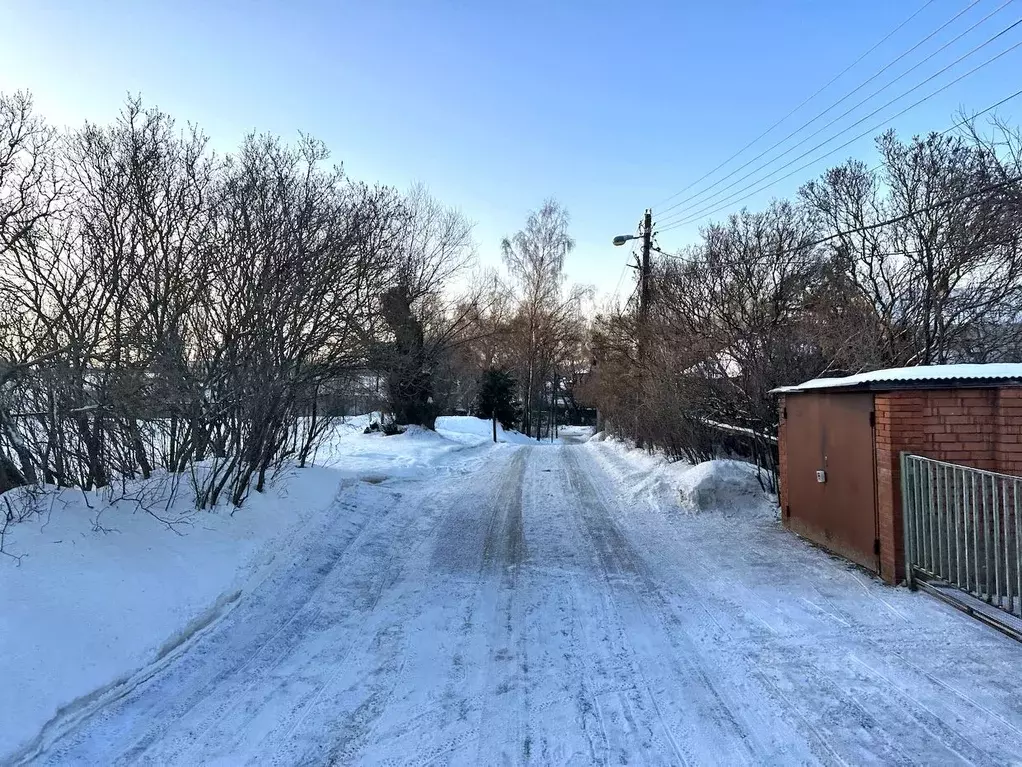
xmin=771 ymin=363 xmax=1022 ymax=394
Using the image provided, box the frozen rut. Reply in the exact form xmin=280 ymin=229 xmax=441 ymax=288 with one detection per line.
xmin=30 ymin=443 xmax=1022 ymax=765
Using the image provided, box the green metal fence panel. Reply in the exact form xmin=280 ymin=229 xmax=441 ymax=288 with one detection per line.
xmin=902 ymin=453 xmax=1022 ymax=620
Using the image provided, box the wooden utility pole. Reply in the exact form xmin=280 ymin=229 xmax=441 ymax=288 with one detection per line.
xmin=613 ymin=209 xmax=653 ymax=325
xmin=635 ymin=209 xmax=652 ymax=450
xmin=638 ymin=209 xmax=652 ymax=324
xmin=612 ymin=210 xmax=654 ymax=436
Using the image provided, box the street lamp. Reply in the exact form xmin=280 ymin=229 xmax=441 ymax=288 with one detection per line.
xmin=612 ymin=210 xmax=653 ymax=321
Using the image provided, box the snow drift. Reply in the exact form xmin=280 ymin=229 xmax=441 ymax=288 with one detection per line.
xmin=0 ymin=472 xmax=341 ymax=762
xmin=583 ymin=437 xmax=776 ymax=517
xmin=434 ymin=415 xmax=538 ymax=445
xmin=675 ymin=459 xmax=771 ymax=513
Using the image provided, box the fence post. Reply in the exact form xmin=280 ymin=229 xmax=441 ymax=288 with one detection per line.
xmin=901 ymin=452 xmax=916 ymax=590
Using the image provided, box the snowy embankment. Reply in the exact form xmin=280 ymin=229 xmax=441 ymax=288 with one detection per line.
xmin=0 ymin=415 xmax=518 ymax=762
xmin=434 ymin=415 xmax=539 ymax=446
xmin=585 ymin=432 xmax=777 ymax=517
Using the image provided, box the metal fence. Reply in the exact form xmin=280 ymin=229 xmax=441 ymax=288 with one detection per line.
xmin=901 ymin=454 xmax=1021 ymax=619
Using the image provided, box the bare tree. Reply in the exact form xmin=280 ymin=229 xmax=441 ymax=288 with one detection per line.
xmin=501 ymin=199 xmax=575 ymax=437
xmin=801 ymin=131 xmax=1022 ymax=366
xmin=0 ymin=91 xmax=64 ymax=255
xmin=0 ymin=92 xmax=67 ymax=493
xmin=0 ymin=91 xmax=408 ymax=511
xmin=378 ymin=185 xmax=476 ymax=428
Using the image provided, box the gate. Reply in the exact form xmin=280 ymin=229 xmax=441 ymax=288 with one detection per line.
xmin=901 ymin=454 xmax=1021 ymax=623
xmin=785 ymin=392 xmax=878 ymax=572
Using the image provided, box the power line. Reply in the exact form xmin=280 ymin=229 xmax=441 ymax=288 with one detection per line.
xmin=856 ymin=86 xmax=1022 ymax=176
xmin=657 ymin=0 xmax=1012 ymax=220
xmin=611 ymin=259 xmax=631 ymax=302
xmin=656 ymin=87 xmax=1022 ymax=236
xmin=652 ymin=0 xmax=981 ymax=215
xmin=809 ymin=174 xmax=1022 ymax=246
xmin=658 ymin=175 xmax=1022 ymax=262
xmin=649 ymin=0 xmax=941 ymax=212
xmin=656 ymin=38 xmax=1022 ymax=234
xmin=658 ymin=80 xmax=1022 ymax=236
xmin=659 ymin=15 xmax=1022 ymax=227
xmin=660 ymin=245 xmax=988 ymax=266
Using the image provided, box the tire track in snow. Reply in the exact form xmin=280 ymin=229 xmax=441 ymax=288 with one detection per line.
xmin=38 ymin=452 xmax=509 ymax=765
xmin=514 ymin=455 xmax=615 ymax=765
xmin=562 ymin=446 xmax=823 ymax=765
xmin=582 ymin=441 xmax=1022 ymax=765
xmin=267 ymin=455 xmax=522 ymax=765
xmin=139 ymin=484 xmax=419 ymax=764
xmin=327 ymin=446 xmax=528 ymax=765
xmin=471 ymin=447 xmax=532 ymax=765
xmin=546 ymin=456 xmax=667 ymax=765
xmin=559 ymin=448 xmax=711 ymax=765
xmin=574 ymin=444 xmax=952 ymax=765
xmin=36 ymin=482 xmax=400 ymax=765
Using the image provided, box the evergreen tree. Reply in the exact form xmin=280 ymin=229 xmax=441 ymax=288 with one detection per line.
xmin=474 ymin=369 xmax=520 ymax=436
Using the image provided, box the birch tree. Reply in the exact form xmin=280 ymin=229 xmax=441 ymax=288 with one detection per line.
xmin=501 ymin=199 xmax=574 ymax=437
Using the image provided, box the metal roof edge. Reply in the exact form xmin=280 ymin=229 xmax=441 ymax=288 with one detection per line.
xmin=772 ymin=377 xmax=1022 ymax=395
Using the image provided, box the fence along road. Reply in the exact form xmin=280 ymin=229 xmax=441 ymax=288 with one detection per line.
xmin=903 ymin=453 xmax=1022 ymax=638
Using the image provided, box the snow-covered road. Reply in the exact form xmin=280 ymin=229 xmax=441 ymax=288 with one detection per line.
xmin=29 ymin=442 xmax=1022 ymax=765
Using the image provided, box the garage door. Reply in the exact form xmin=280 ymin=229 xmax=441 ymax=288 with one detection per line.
xmin=785 ymin=392 xmax=878 ymax=573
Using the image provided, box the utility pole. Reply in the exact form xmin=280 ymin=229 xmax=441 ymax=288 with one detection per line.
xmin=638 ymin=208 xmax=652 ymax=325
xmin=612 ymin=209 xmax=654 ymax=354
xmin=614 ymin=210 xmax=654 ymax=448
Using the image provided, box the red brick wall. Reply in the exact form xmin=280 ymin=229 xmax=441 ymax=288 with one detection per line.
xmin=874 ymin=386 xmax=1021 ymax=584
xmin=996 ymin=388 xmax=1022 ymax=476
xmin=873 ymin=399 xmax=899 ymax=584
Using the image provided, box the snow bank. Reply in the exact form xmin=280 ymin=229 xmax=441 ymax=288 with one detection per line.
xmin=317 ymin=414 xmax=559 ymax=450
xmin=584 ymin=437 xmax=776 ymax=518
xmin=435 ymin=415 xmax=538 ymax=446
xmin=0 ymin=468 xmax=343 ymax=761
xmin=311 ymin=416 xmax=489 ymax=481
xmin=556 ymin=424 xmax=596 ymax=444
xmin=675 ymin=459 xmax=771 ymax=513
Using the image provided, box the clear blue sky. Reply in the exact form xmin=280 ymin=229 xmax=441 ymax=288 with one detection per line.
xmin=2 ymin=1 xmax=1020 ymax=301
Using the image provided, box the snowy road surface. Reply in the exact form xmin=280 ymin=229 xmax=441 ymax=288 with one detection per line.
xmin=30 ymin=442 xmax=1022 ymax=765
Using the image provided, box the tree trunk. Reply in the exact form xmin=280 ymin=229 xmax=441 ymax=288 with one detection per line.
xmin=0 ymin=409 xmax=38 ymax=486
xmin=130 ymin=420 xmax=152 ymax=479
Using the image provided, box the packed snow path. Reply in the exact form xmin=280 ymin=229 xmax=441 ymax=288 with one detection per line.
xmin=32 ymin=443 xmax=1022 ymax=765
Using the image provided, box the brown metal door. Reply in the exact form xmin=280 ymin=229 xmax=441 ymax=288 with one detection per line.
xmin=785 ymin=392 xmax=878 ymax=572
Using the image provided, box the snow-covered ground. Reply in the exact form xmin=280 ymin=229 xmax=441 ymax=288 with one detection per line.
xmin=0 ymin=468 xmax=337 ymax=762
xmin=0 ymin=416 xmax=518 ymax=763
xmin=5 ymin=419 xmax=1022 ymax=764
xmin=584 ymin=434 xmax=777 ymax=517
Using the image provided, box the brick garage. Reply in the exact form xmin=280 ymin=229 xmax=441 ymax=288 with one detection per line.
xmin=775 ymin=365 xmax=1022 ymax=585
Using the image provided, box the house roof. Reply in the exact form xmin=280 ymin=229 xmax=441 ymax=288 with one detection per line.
xmin=771 ymin=363 xmax=1022 ymax=394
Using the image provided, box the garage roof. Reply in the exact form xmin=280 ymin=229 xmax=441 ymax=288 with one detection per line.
xmin=772 ymin=364 xmax=1022 ymax=394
